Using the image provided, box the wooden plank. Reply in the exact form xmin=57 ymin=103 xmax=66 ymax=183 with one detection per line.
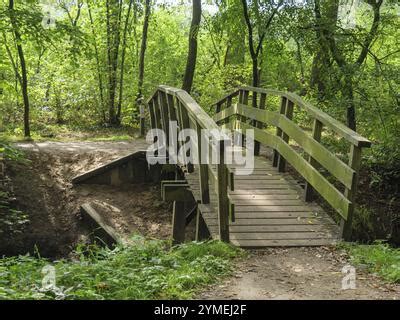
xmin=229 ymin=199 xmax=306 ymax=206
xmin=172 ymin=201 xmax=186 ymax=245
xmin=236 ymin=121 xmax=351 ymax=219
xmin=196 ymin=123 xmax=210 ymax=204
xmin=175 ymin=90 xmax=222 ymax=133
xmin=233 ymin=185 xmax=295 ymax=190
xmin=230 ymin=239 xmax=338 ymax=247
xmin=203 ymin=217 xmax=336 ymax=226
xmin=153 ymin=95 xmax=162 ymax=130
xmin=212 ymin=89 xmax=239 ymax=108
xmin=234 ymin=180 xmax=291 ymax=185
xmin=233 ymin=212 xmax=324 ymax=218
xmin=229 ymin=194 xmax=301 ymax=200
xmin=81 ymin=203 xmax=122 ymax=246
xmin=236 ymin=103 xmax=280 ymax=127
xmin=229 ymin=232 xmax=338 ymax=240
xmin=196 ymin=207 xmax=211 ymax=241
xmin=233 ymin=175 xmax=290 ymax=180
xmin=305 ymin=119 xmax=323 ymax=201
xmin=278 ymin=100 xmax=294 ymax=172
xmin=278 ymin=115 xmax=354 ymax=189
xmin=216 ymin=140 xmax=230 ymax=242
xmin=177 ymin=100 xmax=194 ymax=173
xmin=254 ymin=92 xmax=267 ymax=156
xmin=273 ymin=97 xmax=287 ymax=167
xmin=229 ymin=189 xmax=298 ymax=195
xmin=72 ymin=152 xmax=146 ymax=184
xmin=159 ymin=91 xmax=170 ymax=144
xmin=214 ymin=105 xmax=236 ymax=123
xmin=211 ymin=224 xmax=338 ymax=233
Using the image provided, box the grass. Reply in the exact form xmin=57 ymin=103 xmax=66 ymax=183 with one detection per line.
xmin=0 ymin=236 xmax=242 ymax=300
xmin=0 ymin=124 xmax=139 ymax=143
xmin=342 ymin=242 xmax=400 ymax=283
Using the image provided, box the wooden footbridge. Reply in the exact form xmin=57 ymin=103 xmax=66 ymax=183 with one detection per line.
xmin=146 ymin=85 xmax=371 ymax=247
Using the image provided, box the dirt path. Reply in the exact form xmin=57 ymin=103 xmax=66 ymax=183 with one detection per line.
xmin=198 ymin=246 xmax=399 ymax=300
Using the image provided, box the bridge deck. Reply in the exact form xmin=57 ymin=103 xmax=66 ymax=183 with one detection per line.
xmin=186 ymin=155 xmax=340 ymax=247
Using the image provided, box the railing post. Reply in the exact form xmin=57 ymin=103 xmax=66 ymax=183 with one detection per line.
xmin=224 ymin=96 xmax=233 ymax=128
xmin=177 ymin=100 xmax=194 ymax=173
xmin=304 ymin=119 xmax=323 ymax=202
xmin=217 ymin=139 xmax=230 ymax=242
xmin=196 ymin=122 xmax=210 ymax=204
xmin=195 ymin=206 xmax=210 ymax=241
xmin=340 ymin=144 xmax=362 ymax=241
xmin=159 ymin=92 xmax=170 ymax=148
xmin=151 ymin=94 xmax=164 ymax=155
xmin=172 ymin=200 xmax=185 ymax=244
xmin=254 ymin=92 xmax=267 ymax=156
xmin=277 ymin=99 xmax=294 ymax=172
xmin=153 ymin=94 xmax=162 ymax=130
xmin=216 ymin=101 xmax=223 ymax=113
xmin=166 ymin=93 xmax=177 ymax=122
xmin=273 ymin=96 xmax=287 ymax=167
xmin=238 ymin=89 xmax=249 ymax=147
xmin=148 ymin=100 xmax=156 ymax=130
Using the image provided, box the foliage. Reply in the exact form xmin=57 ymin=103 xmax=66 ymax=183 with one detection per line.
xmin=0 ymin=190 xmax=29 ymax=237
xmin=0 ymin=236 xmax=242 ymax=300
xmin=342 ymin=242 xmax=400 ymax=283
xmin=0 ymin=141 xmax=29 ymax=236
xmin=0 ymin=140 xmax=26 ymax=162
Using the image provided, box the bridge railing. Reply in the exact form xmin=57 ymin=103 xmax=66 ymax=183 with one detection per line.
xmin=213 ymin=86 xmax=371 ymax=240
xmin=147 ymin=85 xmax=231 ymax=242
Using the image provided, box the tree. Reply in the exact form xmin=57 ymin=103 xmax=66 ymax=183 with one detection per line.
xmin=310 ymin=0 xmax=337 ymax=95
xmin=7 ymin=0 xmax=30 ymax=138
xmin=182 ymin=0 xmax=202 ymax=94
xmin=315 ymin=0 xmax=384 ymax=130
xmin=241 ymin=0 xmax=283 ymax=89
xmin=106 ymin=0 xmax=122 ymax=125
xmin=137 ymin=0 xmax=151 ymax=103
xmin=87 ymin=0 xmax=106 ymax=122
xmin=117 ymin=0 xmax=134 ymax=123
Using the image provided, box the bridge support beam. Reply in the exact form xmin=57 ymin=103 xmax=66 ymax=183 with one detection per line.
xmin=195 ymin=207 xmax=211 ymax=241
xmin=172 ymin=201 xmax=186 ymax=245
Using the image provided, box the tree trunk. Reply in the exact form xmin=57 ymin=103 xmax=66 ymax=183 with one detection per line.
xmin=252 ymin=58 xmax=259 ymax=87
xmin=87 ymin=0 xmax=106 ymax=122
xmin=343 ymin=75 xmax=356 ymax=131
xmin=137 ymin=0 xmax=151 ymax=101
xmin=311 ymin=0 xmax=339 ymax=96
xmin=182 ymin=0 xmax=201 ymax=94
xmin=8 ymin=0 xmax=30 ymax=138
xmin=116 ymin=0 xmax=134 ymax=123
xmin=106 ymin=0 xmax=122 ymax=125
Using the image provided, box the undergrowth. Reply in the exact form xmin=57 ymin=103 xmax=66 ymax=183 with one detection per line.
xmin=0 ymin=236 xmax=242 ymax=300
xmin=342 ymin=242 xmax=400 ymax=283
xmin=0 ymin=142 xmax=29 ymax=235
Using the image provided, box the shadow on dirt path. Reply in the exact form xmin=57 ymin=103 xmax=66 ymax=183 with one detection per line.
xmin=198 ymin=247 xmax=400 ymax=300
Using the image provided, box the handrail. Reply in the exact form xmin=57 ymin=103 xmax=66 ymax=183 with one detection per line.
xmin=213 ymin=86 xmax=372 ymax=240
xmin=213 ymin=86 xmax=371 ymax=148
xmin=146 ymin=85 xmax=232 ymax=242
